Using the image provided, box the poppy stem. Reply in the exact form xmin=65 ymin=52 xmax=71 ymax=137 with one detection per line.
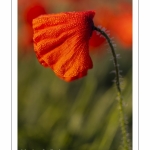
xmin=94 ymin=26 xmax=121 ymax=92
xmin=94 ymin=26 xmax=130 ymax=150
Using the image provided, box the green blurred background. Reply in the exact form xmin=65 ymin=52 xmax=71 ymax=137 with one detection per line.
xmin=18 ymin=0 xmax=132 ymax=150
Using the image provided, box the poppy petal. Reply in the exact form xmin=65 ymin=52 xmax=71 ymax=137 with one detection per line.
xmin=33 ymin=11 xmax=95 ymax=81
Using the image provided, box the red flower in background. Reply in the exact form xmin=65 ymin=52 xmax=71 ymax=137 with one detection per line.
xmin=32 ymin=11 xmax=95 ymax=81
xmin=89 ymin=30 xmax=106 ymax=48
xmin=89 ymin=7 xmax=114 ymax=50
xmin=93 ymin=2 xmax=132 ymax=49
xmin=111 ymin=3 xmax=132 ymax=48
xmin=23 ymin=2 xmax=47 ymax=26
xmin=18 ymin=0 xmax=48 ymax=51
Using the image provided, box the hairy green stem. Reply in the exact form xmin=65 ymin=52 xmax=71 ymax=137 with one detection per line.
xmin=118 ymin=92 xmax=129 ymax=150
xmin=94 ymin=26 xmax=130 ymax=150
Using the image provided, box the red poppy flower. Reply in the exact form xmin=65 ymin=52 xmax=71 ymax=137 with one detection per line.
xmin=94 ymin=2 xmax=132 ymax=49
xmin=32 ymin=11 xmax=95 ymax=81
xmin=89 ymin=30 xmax=106 ymax=48
xmin=18 ymin=0 xmax=48 ymax=52
xmin=24 ymin=2 xmax=47 ymax=26
xmin=111 ymin=3 xmax=132 ymax=48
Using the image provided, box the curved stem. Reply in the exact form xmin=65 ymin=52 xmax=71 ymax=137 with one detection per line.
xmin=94 ymin=26 xmax=121 ymax=93
xmin=94 ymin=26 xmax=130 ymax=150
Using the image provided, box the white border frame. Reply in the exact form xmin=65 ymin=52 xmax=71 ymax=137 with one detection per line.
xmin=12 ymin=0 xmax=18 ymax=149
xmin=133 ymin=0 xmax=139 ymax=150
xmin=9 ymin=0 xmax=142 ymax=149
